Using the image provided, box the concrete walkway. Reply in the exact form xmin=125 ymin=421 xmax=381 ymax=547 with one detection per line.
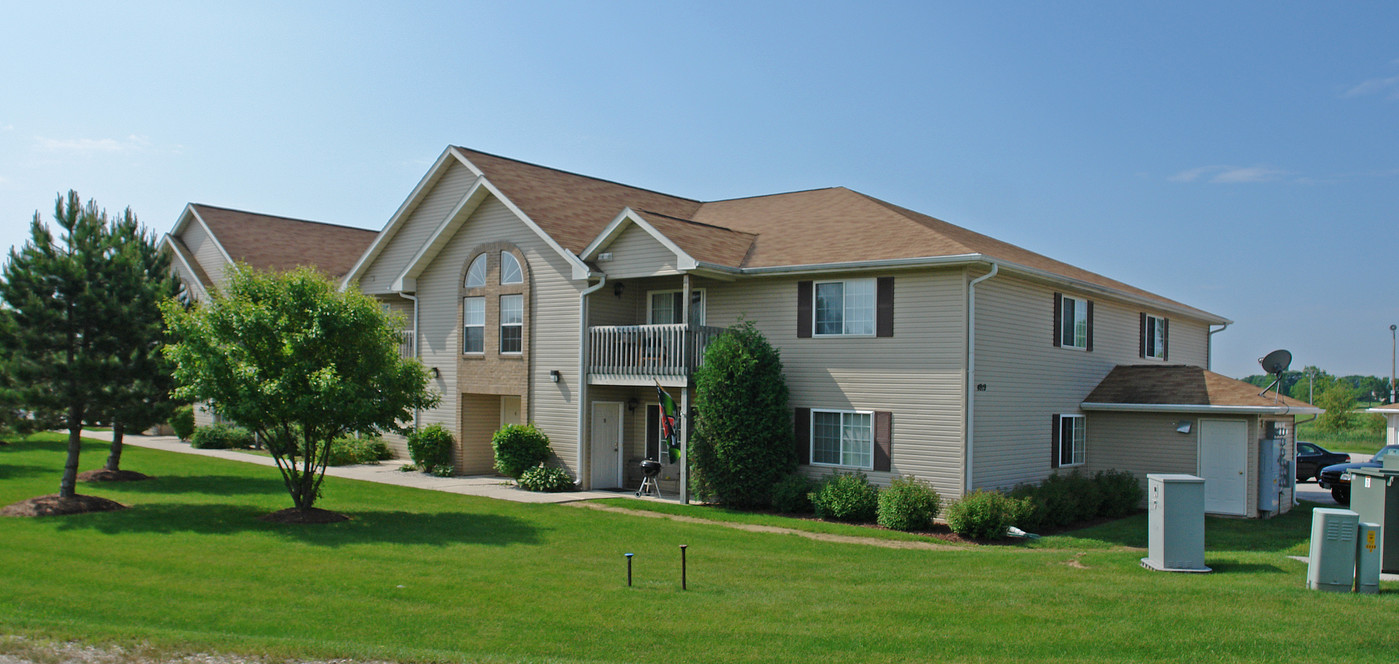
xmin=85 ymin=430 xmax=625 ymax=504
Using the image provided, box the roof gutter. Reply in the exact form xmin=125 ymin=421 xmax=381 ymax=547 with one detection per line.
xmin=399 ymin=292 xmax=422 ymax=431
xmin=1081 ymin=402 xmax=1324 ymax=416
xmin=965 ymin=262 xmax=999 ymax=496
xmin=688 ymin=254 xmax=1229 ymax=325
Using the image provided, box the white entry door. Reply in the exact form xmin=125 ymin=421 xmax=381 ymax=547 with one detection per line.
xmin=500 ymin=395 xmax=522 ymax=427
xmin=1199 ymin=419 xmax=1248 ymax=516
xmin=590 ymin=402 xmax=623 ymax=489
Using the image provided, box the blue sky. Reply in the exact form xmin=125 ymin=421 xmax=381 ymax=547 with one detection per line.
xmin=1 ymin=1 xmax=1395 ymax=382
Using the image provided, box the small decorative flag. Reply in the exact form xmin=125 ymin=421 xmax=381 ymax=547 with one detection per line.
xmin=656 ymin=382 xmax=680 ymax=463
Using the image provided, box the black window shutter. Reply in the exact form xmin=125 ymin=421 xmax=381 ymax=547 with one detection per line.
xmin=873 ymin=411 xmax=892 ymax=471
xmin=876 ymin=277 xmax=894 ymax=337
xmin=1051 ymin=414 xmax=1061 ymax=469
xmin=794 ymin=407 xmax=811 ymax=465
xmin=645 ymin=405 xmax=660 ymax=461
xmin=1085 ymin=301 xmax=1094 ymax=352
xmin=1139 ymin=313 xmax=1147 ymax=359
xmin=1053 ymin=293 xmax=1063 ymax=347
xmin=797 ymin=281 xmax=813 ymax=338
xmin=1163 ymin=319 xmax=1169 ymax=361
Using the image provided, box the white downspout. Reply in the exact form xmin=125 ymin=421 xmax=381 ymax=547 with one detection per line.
xmin=1207 ymin=322 xmax=1230 ymax=370
xmin=400 ymin=292 xmax=421 ymax=430
xmin=965 ymin=263 xmax=999 ymax=496
xmin=576 ymin=274 xmax=607 ymax=486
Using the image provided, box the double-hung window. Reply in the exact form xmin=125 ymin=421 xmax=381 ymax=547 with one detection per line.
xmin=499 ymin=294 xmax=523 ymax=354
xmin=811 ymin=409 xmax=874 ymax=469
xmin=1142 ymin=314 xmax=1167 ymax=360
xmin=1055 ymin=414 xmax=1086 ymax=468
xmin=814 ymin=278 xmax=875 ymax=336
xmin=1058 ymin=294 xmax=1090 ymax=349
xmin=462 ymin=297 xmax=484 ymax=353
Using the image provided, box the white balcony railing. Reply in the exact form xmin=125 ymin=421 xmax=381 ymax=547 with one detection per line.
xmin=587 ymin=323 xmax=726 ymax=379
xmin=398 ymin=329 xmax=415 ymax=359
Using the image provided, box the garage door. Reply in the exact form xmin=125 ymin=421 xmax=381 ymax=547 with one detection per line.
xmin=1199 ymin=419 xmax=1248 ymax=516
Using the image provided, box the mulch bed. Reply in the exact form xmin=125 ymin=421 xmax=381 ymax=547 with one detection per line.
xmin=1 ymin=494 xmax=128 ymax=517
xmin=258 ymin=507 xmax=350 ymax=524
xmin=77 ymin=468 xmax=153 ymax=482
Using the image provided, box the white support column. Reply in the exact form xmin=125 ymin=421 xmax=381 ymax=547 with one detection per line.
xmin=681 ymin=385 xmax=690 ymax=504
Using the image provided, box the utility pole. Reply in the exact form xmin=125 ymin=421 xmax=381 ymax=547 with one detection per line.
xmin=1390 ymin=324 xmax=1396 ymax=404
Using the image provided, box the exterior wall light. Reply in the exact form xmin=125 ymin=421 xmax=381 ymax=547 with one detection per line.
xmin=550 ymin=370 xmax=561 ymax=383
xmin=429 ymin=367 xmax=440 ymax=379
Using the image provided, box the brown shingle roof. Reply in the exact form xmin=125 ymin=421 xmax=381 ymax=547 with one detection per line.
xmin=1084 ymin=365 xmax=1318 ymax=410
xmin=191 ymin=204 xmax=379 ymax=280
xmin=453 ymin=147 xmax=1219 ymax=319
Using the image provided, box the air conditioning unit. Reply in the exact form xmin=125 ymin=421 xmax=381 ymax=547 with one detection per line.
xmin=1307 ymin=508 xmax=1358 ymax=592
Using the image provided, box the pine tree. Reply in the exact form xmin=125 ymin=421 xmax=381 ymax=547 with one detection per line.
xmin=92 ymin=209 xmax=184 ymax=474
xmin=0 ymin=192 xmax=126 ymax=499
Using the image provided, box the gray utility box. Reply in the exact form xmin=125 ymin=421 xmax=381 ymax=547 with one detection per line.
xmin=1350 ymin=460 xmax=1399 ymax=573
xmin=1308 ymin=508 xmax=1359 ymax=592
xmin=1141 ymin=474 xmax=1210 ymax=573
xmin=1258 ymin=438 xmax=1287 ymax=513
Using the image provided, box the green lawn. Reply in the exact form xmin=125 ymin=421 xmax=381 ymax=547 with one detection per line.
xmin=3 ymin=434 xmax=1398 ymax=663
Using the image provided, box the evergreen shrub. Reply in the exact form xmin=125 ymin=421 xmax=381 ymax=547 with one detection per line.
xmin=811 ymin=472 xmax=879 ymax=523
xmin=877 ymin=475 xmax=941 ymax=531
xmin=771 ymin=473 xmax=815 ymax=514
xmin=324 ymin=436 xmax=392 ymax=466
xmin=407 ymin=424 xmax=454 ymax=471
xmin=190 ymin=423 xmax=255 ymax=450
xmin=492 ymin=424 xmax=551 ymax=478
xmin=170 ymin=406 xmax=195 ymax=441
xmin=945 ymin=490 xmax=1032 ymax=540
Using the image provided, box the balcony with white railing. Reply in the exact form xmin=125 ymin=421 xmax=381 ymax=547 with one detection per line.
xmin=398 ymin=329 xmax=415 ymax=359
xmin=586 ymin=323 xmax=727 ymax=386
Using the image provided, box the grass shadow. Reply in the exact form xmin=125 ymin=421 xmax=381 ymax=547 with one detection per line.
xmin=0 ymin=462 xmax=56 ymax=481
xmin=106 ymin=474 xmax=288 ymax=497
xmin=52 ymin=502 xmax=544 ymax=547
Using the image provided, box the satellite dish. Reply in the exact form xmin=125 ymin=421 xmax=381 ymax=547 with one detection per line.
xmin=1259 ymin=349 xmax=1292 ymax=375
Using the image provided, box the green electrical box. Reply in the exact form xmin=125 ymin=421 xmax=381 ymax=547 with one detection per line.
xmin=1350 ymin=463 xmax=1399 ymax=573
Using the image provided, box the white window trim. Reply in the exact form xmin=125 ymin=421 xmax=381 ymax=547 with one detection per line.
xmin=1144 ymin=314 xmax=1166 ymax=360
xmin=810 ymin=408 xmax=875 ymax=470
xmin=462 ymin=296 xmax=485 ymax=355
xmin=499 ymin=293 xmax=523 ymax=355
xmin=500 ymin=251 xmax=523 ymax=285
xmin=1060 ymin=295 xmax=1089 ymax=350
xmin=1059 ymin=414 xmax=1086 ymax=468
xmin=646 ymin=288 xmax=706 ymax=326
xmin=813 ymin=278 xmax=876 ymax=338
xmin=464 ymin=254 xmax=488 ymax=288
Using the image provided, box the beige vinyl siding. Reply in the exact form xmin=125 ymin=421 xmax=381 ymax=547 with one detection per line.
xmin=169 ymin=258 xmax=207 ymax=303
xmin=600 ymin=225 xmax=680 ymax=279
xmin=181 ymin=221 xmax=230 ymax=290
xmin=359 ymin=161 xmax=479 ymax=295
xmin=1163 ymin=316 xmax=1208 ymax=367
xmin=971 ymin=274 xmax=1217 ymax=491
xmin=701 ymin=269 xmax=968 ymax=500
xmin=1082 ymin=412 xmax=1199 ymax=505
xmin=411 ymin=196 xmax=584 ymax=476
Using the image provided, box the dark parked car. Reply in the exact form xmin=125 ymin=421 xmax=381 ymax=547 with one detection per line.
xmin=1295 ymin=441 xmax=1351 ymax=482
xmin=1318 ymin=445 xmax=1399 ymax=505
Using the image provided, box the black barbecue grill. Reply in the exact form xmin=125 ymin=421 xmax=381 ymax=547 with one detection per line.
xmin=636 ymin=459 xmax=662 ymax=497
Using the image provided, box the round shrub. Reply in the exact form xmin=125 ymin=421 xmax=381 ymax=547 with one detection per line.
xmin=945 ymin=490 xmax=1033 ymax=540
xmin=1095 ymin=470 xmax=1144 ymax=518
xmin=170 ymin=406 xmax=195 ymax=441
xmin=771 ymin=472 xmax=816 ymax=514
xmin=493 ymin=423 xmax=551 ymax=479
xmin=407 ymin=423 xmax=454 ymax=471
xmin=518 ymin=464 xmax=576 ymax=492
xmin=877 ymin=475 xmax=942 ymax=531
xmin=1037 ymin=471 xmax=1103 ymax=528
xmin=190 ymin=423 xmax=254 ymax=450
xmin=324 ymin=436 xmax=392 ymax=466
xmin=812 ymin=472 xmax=879 ymax=523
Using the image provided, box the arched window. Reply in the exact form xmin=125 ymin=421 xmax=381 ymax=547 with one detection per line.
xmin=500 ymin=252 xmax=523 ymax=285
xmin=464 ymin=254 xmax=487 ymax=288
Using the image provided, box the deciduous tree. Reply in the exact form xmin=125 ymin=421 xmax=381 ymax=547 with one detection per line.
xmin=161 ymin=266 xmax=437 ymax=516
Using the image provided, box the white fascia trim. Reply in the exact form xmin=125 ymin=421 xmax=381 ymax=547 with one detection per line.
xmin=1081 ymin=402 xmax=1324 ymax=415
xmin=180 ymin=206 xmax=237 ymax=268
xmin=580 ymin=208 xmax=699 ymax=271
xmin=161 ymin=235 xmax=211 ymax=301
xmin=341 ymin=147 xmax=464 ymax=290
xmin=390 ymin=176 xmax=490 ymax=292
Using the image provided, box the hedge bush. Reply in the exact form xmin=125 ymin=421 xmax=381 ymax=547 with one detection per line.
xmin=407 ymin=424 xmax=454 ymax=474
xmin=324 ymin=436 xmax=392 ymax=466
xmin=1095 ymin=470 xmax=1145 ymax=518
xmin=811 ymin=472 xmax=879 ymax=523
xmin=518 ymin=464 xmax=576 ymax=492
xmin=877 ymin=475 xmax=942 ymax=531
xmin=945 ymin=490 xmax=1033 ymax=540
xmin=170 ymin=406 xmax=196 ymax=441
xmin=1009 ymin=469 xmax=1145 ymax=532
xmin=190 ymin=423 xmax=255 ymax=450
xmin=771 ymin=473 xmax=815 ymax=514
xmin=492 ymin=424 xmax=551 ymax=479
